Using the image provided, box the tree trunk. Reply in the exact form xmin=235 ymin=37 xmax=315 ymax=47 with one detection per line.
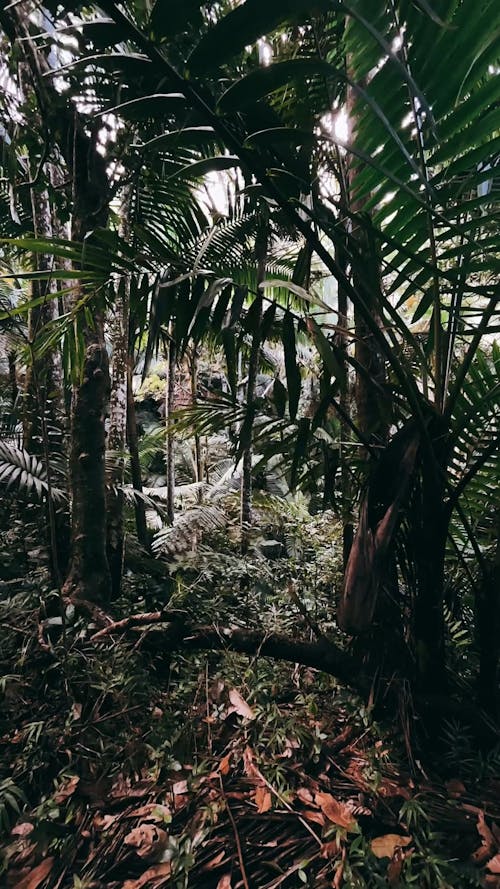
xmin=412 ymin=437 xmax=449 ymax=693
xmin=476 ymin=510 xmax=500 ymax=715
xmin=0 ymin=3 xmax=112 ymax=604
xmin=61 ymin=131 xmax=111 ymax=603
xmin=241 ymin=222 xmax=268 ymax=554
xmin=107 ymin=192 xmax=132 ymax=598
xmin=165 ymin=326 xmax=176 ymax=525
xmin=126 ymin=359 xmax=149 ymax=549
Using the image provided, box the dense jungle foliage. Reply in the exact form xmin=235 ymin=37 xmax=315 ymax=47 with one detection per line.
xmin=0 ymin=0 xmax=499 ymax=886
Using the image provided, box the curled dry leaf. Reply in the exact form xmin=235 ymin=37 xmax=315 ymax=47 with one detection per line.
xmin=53 ymin=774 xmax=80 ymax=804
xmin=122 ymin=862 xmax=171 ymax=889
xmin=371 ymin=834 xmax=412 ymax=859
xmin=16 ymin=857 xmax=55 ymax=889
xmin=228 ymin=689 xmax=255 ymax=720
xmin=472 ymin=811 xmax=497 ymax=865
xmin=254 ymin=785 xmax=272 ymax=814
xmin=216 ymin=875 xmax=232 ymax=889
xmin=124 ymin=824 xmax=169 ymax=861
xmin=315 ymin=792 xmax=357 ymax=830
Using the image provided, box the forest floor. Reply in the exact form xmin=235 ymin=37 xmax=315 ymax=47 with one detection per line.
xmin=1 ymin=565 xmax=500 ymax=889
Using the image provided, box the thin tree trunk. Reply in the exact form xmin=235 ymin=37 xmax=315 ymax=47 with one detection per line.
xmin=413 ymin=442 xmax=449 ymax=694
xmin=61 ymin=133 xmax=111 ymax=603
xmin=476 ymin=509 xmax=500 ymax=715
xmin=126 ymin=358 xmax=149 ymax=549
xmin=8 ymin=351 xmax=18 ymax=410
xmin=240 ymin=222 xmax=268 ymax=554
xmin=189 ymin=348 xmax=203 ymax=502
xmin=165 ymin=325 xmax=176 ymax=525
xmin=107 ymin=192 xmax=132 ymax=598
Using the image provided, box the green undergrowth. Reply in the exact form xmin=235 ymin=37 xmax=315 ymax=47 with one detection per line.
xmin=0 ymin=567 xmax=499 ymax=888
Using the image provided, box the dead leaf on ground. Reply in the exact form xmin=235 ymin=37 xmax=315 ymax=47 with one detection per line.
xmin=202 ymin=850 xmax=226 ymax=870
xmin=124 ymin=824 xmax=169 ymax=861
xmin=172 ymin=780 xmax=188 ymax=795
xmin=11 ymin=823 xmax=34 ymax=837
xmin=255 ymin=786 xmax=272 ymax=813
xmin=387 ymin=847 xmax=412 ymax=885
xmin=243 ymin=746 xmax=259 ymax=778
xmin=297 ymin=787 xmax=315 ymax=806
xmin=53 ymin=774 xmax=80 ymax=803
xmin=371 ymin=834 xmax=412 ymax=859
xmin=302 ymin=809 xmax=326 ymax=827
xmin=16 ymin=857 xmax=55 ymax=889
xmin=471 ymin=812 xmax=497 ymax=865
xmin=216 ymin=875 xmax=232 ymax=889
xmin=128 ymin=804 xmax=171 ymax=822
xmin=122 ymin=862 xmax=171 ymax=888
xmin=487 ymin=854 xmax=500 ymax=874
xmin=315 ymin=792 xmax=357 ymax=830
xmin=219 ymin=753 xmax=232 ymax=776
xmin=228 ymin=689 xmax=255 ymax=720
xmin=93 ymin=813 xmax=118 ymax=831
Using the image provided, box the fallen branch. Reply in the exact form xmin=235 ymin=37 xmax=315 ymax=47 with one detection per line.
xmin=91 ymin=611 xmax=371 ymax=698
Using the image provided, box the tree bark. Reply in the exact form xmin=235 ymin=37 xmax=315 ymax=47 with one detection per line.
xmin=240 ymin=221 xmax=268 ymax=554
xmin=0 ymin=4 xmax=113 ymax=603
xmin=107 ymin=192 xmax=132 ymax=598
xmin=165 ymin=325 xmax=176 ymax=525
xmin=126 ymin=359 xmax=149 ymax=549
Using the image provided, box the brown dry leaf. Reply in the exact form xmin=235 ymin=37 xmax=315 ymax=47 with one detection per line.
xmin=216 ymin=875 xmax=232 ymax=889
xmin=243 ymin=746 xmax=258 ymax=778
xmin=11 ymin=823 xmax=34 ymax=837
xmin=16 ymin=857 xmax=54 ymax=889
xmin=320 ymin=840 xmax=339 ymax=859
xmin=302 ymin=809 xmax=326 ymax=827
xmin=487 ymin=854 xmax=500 ymax=874
xmin=297 ymin=787 xmax=315 ymax=806
xmin=53 ymin=775 xmax=80 ymax=804
xmin=315 ymin=792 xmax=357 ymax=830
xmin=93 ymin=813 xmax=118 ymax=831
xmin=371 ymin=835 xmax=412 ymax=859
xmin=219 ymin=753 xmax=232 ymax=776
xmin=472 ymin=812 xmax=497 ymax=865
xmin=228 ymin=689 xmax=255 ymax=720
xmin=387 ymin=847 xmax=412 ymax=885
xmin=377 ymin=778 xmax=411 ymax=800
xmin=445 ymin=779 xmax=466 ymax=798
xmin=172 ymin=780 xmax=188 ymax=795
xmin=128 ymin=804 xmax=171 ymax=822
xmin=122 ymin=862 xmax=171 ymax=889
xmin=124 ymin=824 xmax=169 ymax=861
xmin=332 ymin=848 xmax=346 ymax=888
xmin=204 ymin=850 xmax=226 ymax=870
xmin=255 ymin=786 xmax=272 ymax=814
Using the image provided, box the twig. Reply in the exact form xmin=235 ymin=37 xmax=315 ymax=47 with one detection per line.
xmin=219 ymin=774 xmax=250 ymax=889
xmin=90 ymin=611 xmax=163 ymax=640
